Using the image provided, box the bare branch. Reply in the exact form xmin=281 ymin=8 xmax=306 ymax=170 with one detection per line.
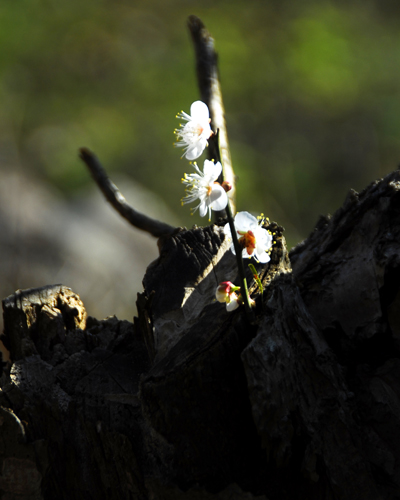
xmin=188 ymin=15 xmax=236 ymax=213
xmin=79 ymin=148 xmax=177 ymax=238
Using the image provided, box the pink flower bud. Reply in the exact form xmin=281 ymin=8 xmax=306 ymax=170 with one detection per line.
xmin=215 ymin=282 xmax=241 ymax=312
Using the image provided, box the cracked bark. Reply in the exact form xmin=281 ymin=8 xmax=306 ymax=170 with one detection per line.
xmin=1 ymin=170 xmax=400 ymax=499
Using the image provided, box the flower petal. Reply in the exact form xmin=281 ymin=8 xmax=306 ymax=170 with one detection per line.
xmin=199 ymin=201 xmax=208 ymax=218
xmin=254 ymin=227 xmax=273 ymax=258
xmin=226 ymin=296 xmax=240 ymax=311
xmin=203 ymin=160 xmax=222 ymax=180
xmin=255 ymin=251 xmax=271 ymax=264
xmin=223 ymin=222 xmax=231 ymax=237
xmin=185 ymin=141 xmax=207 ymax=160
xmin=190 ymin=101 xmax=210 ymax=122
xmin=234 ymin=211 xmax=258 ymax=232
xmin=209 ymin=185 xmax=228 ymax=211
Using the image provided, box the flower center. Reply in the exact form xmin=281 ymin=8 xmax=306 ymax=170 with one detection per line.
xmin=237 ymin=230 xmax=256 ymax=255
xmin=183 ymin=123 xmax=204 ymax=141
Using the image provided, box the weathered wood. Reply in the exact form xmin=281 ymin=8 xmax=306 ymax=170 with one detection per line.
xmin=1 ymin=286 xmax=150 ymax=500
xmin=242 ymin=274 xmax=379 ymax=500
xmin=1 ymin=171 xmax=400 ymax=499
xmin=289 ymin=170 xmax=400 ymax=499
xmin=2 ymin=285 xmax=87 ymax=362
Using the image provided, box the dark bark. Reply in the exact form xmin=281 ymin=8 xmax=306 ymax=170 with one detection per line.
xmin=1 ymin=171 xmax=400 ymax=499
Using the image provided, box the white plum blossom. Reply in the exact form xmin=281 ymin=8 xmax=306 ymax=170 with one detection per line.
xmin=215 ymin=281 xmax=241 ymax=312
xmin=224 ymin=211 xmax=273 ymax=264
xmin=174 ymin=101 xmax=213 ymax=160
xmin=181 ymin=160 xmax=228 ymax=220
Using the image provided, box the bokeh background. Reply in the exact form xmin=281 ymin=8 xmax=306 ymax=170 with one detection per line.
xmin=1 ymin=0 xmax=400 ymax=323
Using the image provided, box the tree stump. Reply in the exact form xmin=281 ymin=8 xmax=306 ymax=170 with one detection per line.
xmin=1 ymin=170 xmax=400 ymax=499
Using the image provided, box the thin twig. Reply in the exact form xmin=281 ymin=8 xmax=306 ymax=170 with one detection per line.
xmin=225 ymin=201 xmax=255 ymax=323
xmin=187 ymin=15 xmax=236 ymax=213
xmin=188 ymin=17 xmax=254 ymax=321
xmin=79 ymin=148 xmax=176 ymax=238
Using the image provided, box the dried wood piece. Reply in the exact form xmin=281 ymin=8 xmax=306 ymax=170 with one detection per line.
xmin=288 ymin=170 xmax=400 ymax=498
xmin=0 ymin=406 xmax=44 ymax=499
xmin=2 ymin=284 xmax=87 ymax=362
xmin=147 ymin=481 xmax=269 ymax=500
xmin=1 ymin=167 xmax=400 ymax=498
xmin=1 ymin=303 xmax=149 ymax=499
xmin=3 ymin=168 xmax=400 ymax=497
xmin=138 ymin=223 xmax=290 ymax=493
xmin=242 ymin=273 xmax=379 ymax=500
xmin=143 ymin=223 xmax=237 ymax=361
xmin=291 ymin=171 xmax=400 ymax=347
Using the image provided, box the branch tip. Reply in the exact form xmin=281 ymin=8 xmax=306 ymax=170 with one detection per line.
xmin=187 ymin=16 xmax=236 ymax=214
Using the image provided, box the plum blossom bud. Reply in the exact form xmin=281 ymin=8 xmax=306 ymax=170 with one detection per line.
xmin=215 ymin=281 xmax=241 ymax=312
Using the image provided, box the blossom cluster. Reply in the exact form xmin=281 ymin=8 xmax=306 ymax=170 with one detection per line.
xmin=174 ymin=101 xmax=274 ymax=313
xmin=175 ymin=100 xmax=228 ymax=221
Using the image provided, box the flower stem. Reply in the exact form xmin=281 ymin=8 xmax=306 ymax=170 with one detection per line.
xmin=225 ymin=201 xmax=254 ymax=322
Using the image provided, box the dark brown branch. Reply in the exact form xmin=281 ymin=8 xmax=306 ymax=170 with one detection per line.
xmin=187 ymin=15 xmax=236 ymax=212
xmin=79 ymin=147 xmax=177 ymax=238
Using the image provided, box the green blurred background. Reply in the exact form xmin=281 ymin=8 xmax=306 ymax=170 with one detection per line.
xmin=1 ymin=0 xmax=400 ymax=320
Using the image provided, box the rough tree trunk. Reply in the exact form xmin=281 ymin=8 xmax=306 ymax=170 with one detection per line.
xmin=1 ymin=169 xmax=400 ymax=500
